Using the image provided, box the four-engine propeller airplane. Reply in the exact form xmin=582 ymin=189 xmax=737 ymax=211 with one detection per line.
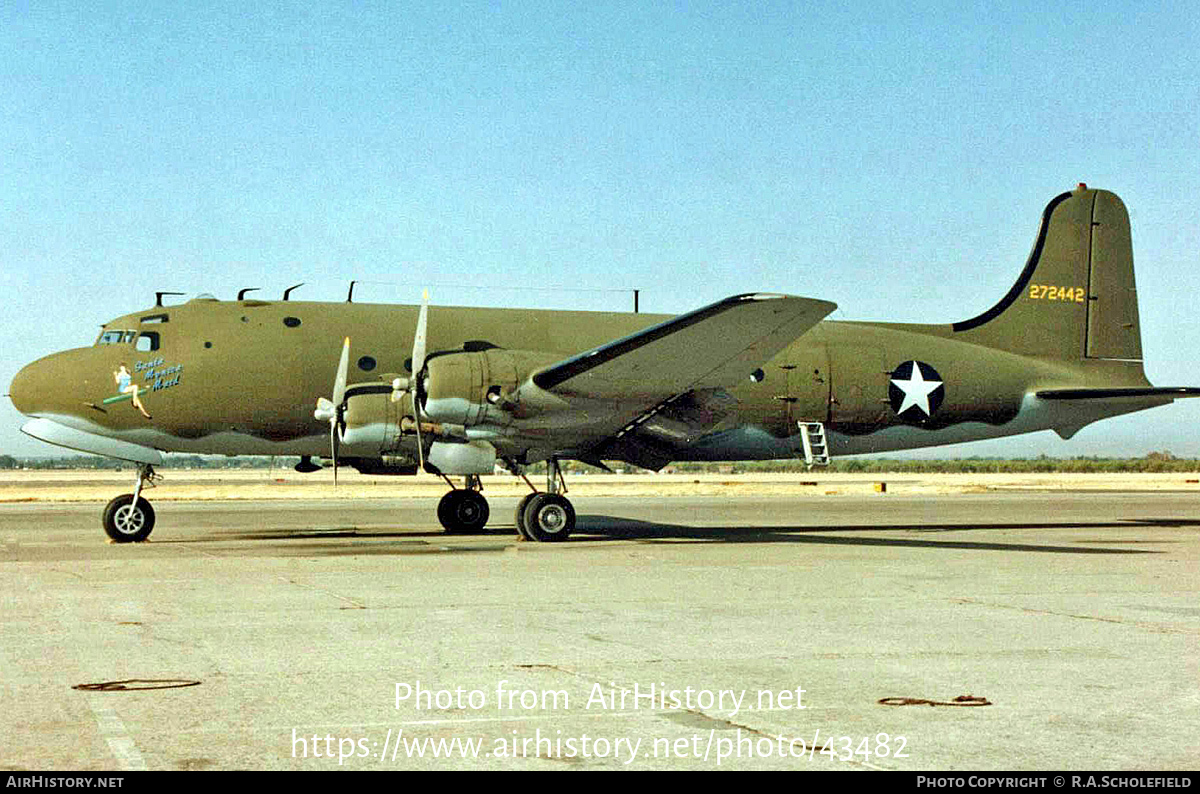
xmin=9 ymin=185 xmax=1199 ymax=543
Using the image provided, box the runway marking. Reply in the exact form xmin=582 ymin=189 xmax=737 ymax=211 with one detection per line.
xmin=88 ymin=697 xmax=148 ymax=771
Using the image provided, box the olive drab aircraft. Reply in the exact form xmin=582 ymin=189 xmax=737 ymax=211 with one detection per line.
xmin=9 ymin=185 xmax=1200 ymax=543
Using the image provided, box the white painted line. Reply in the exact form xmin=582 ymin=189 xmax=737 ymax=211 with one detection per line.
xmin=88 ymin=698 xmax=149 ymax=771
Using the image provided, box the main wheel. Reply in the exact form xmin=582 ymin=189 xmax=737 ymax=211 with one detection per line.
xmin=513 ymin=492 xmax=537 ymax=540
xmin=437 ymin=490 xmax=490 ymax=534
xmin=521 ymin=493 xmax=575 ymax=542
xmin=102 ymin=494 xmax=156 ymax=543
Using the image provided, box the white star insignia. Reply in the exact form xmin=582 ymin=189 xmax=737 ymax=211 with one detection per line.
xmin=891 ymin=362 xmax=943 ymax=416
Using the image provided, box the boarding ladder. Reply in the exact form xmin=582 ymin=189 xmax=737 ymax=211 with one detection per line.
xmin=797 ymin=422 xmax=831 ymax=468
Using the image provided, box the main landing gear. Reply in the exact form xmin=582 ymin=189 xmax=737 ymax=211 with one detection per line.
xmin=436 ymin=474 xmax=491 ymax=534
xmin=433 ymin=459 xmax=577 ymax=542
xmin=513 ymin=458 xmax=575 ymax=543
xmin=102 ymin=463 xmax=160 ymax=543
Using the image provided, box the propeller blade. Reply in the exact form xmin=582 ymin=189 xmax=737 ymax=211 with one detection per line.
xmin=330 ymin=419 xmax=339 ymax=488
xmin=412 ymin=291 xmax=428 ymax=377
xmin=314 ymin=336 xmax=351 ymax=489
xmin=412 ymin=292 xmax=429 ymax=472
xmin=412 ymin=385 xmax=424 ymax=473
xmin=332 ymin=336 xmax=350 ymax=407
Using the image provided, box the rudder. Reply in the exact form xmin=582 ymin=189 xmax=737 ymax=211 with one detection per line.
xmin=1086 ymin=190 xmax=1142 ymax=360
xmin=952 ymin=185 xmax=1142 ymax=361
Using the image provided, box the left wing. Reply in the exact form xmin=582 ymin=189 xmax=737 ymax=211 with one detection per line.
xmin=499 ymin=293 xmax=835 ymax=470
xmin=415 ymin=293 xmax=835 ymax=473
xmin=531 ymin=293 xmax=836 ymax=399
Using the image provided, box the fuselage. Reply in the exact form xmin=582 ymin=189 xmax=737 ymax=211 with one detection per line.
xmin=8 ymin=294 xmax=1164 ymax=466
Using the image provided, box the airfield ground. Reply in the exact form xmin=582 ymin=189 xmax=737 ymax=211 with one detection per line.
xmin=2 ymin=471 xmax=1197 ymax=770
xmin=3 ymin=468 xmax=1200 ymax=502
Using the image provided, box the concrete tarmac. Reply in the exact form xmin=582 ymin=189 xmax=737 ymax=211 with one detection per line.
xmin=2 ymin=491 xmax=1198 ymax=770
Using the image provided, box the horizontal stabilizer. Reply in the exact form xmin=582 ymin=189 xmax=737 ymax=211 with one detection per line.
xmin=1037 ymin=387 xmax=1200 ymax=400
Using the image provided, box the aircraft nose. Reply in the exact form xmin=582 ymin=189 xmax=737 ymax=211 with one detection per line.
xmin=9 ymin=359 xmax=47 ymax=416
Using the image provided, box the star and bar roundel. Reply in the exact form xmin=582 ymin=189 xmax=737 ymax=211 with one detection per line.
xmin=888 ymin=360 xmax=945 ymax=420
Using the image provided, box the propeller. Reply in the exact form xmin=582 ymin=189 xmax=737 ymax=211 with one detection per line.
xmin=314 ymin=336 xmax=351 ymax=486
xmin=391 ymin=291 xmax=430 ymax=472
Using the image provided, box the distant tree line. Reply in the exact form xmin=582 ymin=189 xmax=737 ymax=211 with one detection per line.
xmin=0 ymin=455 xmax=302 ymax=471
xmin=670 ymin=451 xmax=1200 ymax=474
xmin=1 ymin=451 xmax=1198 ymax=474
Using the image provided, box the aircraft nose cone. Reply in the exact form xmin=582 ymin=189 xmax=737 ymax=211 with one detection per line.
xmin=9 ymin=359 xmax=45 ymax=416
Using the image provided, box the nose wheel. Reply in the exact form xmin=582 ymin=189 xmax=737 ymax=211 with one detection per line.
xmin=101 ymin=464 xmax=159 ymax=543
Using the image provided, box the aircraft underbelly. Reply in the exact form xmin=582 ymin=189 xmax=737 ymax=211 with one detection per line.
xmin=679 ymin=393 xmax=1170 ymax=460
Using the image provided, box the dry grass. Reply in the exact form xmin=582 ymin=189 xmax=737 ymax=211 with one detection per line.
xmin=1 ymin=469 xmax=1198 ymax=503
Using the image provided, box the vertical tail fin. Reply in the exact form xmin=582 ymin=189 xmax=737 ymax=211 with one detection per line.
xmin=952 ymin=185 xmax=1142 ymax=361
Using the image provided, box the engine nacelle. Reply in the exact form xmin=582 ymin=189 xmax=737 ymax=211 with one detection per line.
xmin=426 ymin=440 xmax=497 ymax=475
xmin=422 ymin=349 xmax=561 ymax=426
xmin=340 ymin=390 xmax=403 ymax=451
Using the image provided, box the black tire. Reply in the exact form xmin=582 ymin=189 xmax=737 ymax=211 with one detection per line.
xmin=102 ymin=494 xmax=156 ymax=543
xmin=521 ymin=493 xmax=575 ymax=542
xmin=437 ymin=490 xmax=490 ymax=534
xmin=513 ymin=493 xmax=538 ymax=540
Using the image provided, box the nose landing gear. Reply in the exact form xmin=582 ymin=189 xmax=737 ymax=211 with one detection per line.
xmin=102 ymin=464 xmax=160 ymax=543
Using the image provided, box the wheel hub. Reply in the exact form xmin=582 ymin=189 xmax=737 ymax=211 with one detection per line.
xmin=537 ymin=505 xmax=566 ymax=533
xmin=113 ymin=506 xmax=145 ymax=535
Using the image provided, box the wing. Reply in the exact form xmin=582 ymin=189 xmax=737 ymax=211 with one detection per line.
xmin=531 ymin=293 xmax=836 ymax=399
xmin=498 ymin=293 xmax=835 ymax=470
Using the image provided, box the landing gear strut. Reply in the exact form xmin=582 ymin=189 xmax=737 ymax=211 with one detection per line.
xmin=436 ymin=474 xmax=490 ymax=534
xmin=102 ymin=464 xmax=159 ymax=543
xmin=514 ymin=458 xmax=575 ymax=542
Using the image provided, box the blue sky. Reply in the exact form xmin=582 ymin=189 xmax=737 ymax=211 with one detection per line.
xmin=3 ymin=1 xmax=1199 ymax=457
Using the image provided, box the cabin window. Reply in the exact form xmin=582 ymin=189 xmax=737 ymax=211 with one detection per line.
xmin=283 ymin=317 xmax=301 ymax=328
xmin=136 ymin=332 xmax=160 ymax=352
xmin=357 ymin=356 xmax=377 ymax=372
xmin=140 ymin=313 xmax=169 ymax=324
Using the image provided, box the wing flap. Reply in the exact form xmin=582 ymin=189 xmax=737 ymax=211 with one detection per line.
xmin=532 ymin=293 xmax=836 ymax=399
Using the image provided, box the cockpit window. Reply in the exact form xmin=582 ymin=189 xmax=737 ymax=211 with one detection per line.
xmin=98 ymin=330 xmax=136 ymax=346
xmin=136 ymin=332 xmax=160 ymax=352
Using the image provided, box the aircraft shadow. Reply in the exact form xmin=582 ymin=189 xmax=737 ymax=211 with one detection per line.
xmin=569 ymin=515 xmax=1200 ymax=554
xmin=154 ymin=516 xmax=1200 ymax=556
xmin=161 ymin=529 xmax=457 ymax=543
